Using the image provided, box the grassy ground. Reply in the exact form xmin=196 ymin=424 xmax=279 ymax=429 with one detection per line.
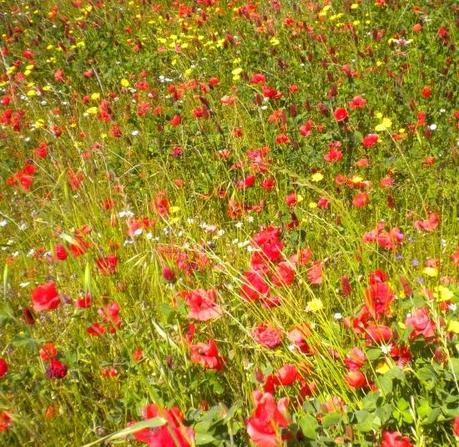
xmin=0 ymin=0 xmax=458 ymax=446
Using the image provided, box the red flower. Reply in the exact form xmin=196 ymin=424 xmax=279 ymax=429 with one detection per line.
xmin=454 ymin=416 xmax=459 ymax=437
xmin=349 ymin=95 xmax=367 ymax=109
xmin=307 ymin=261 xmax=323 ymax=285
xmin=405 ymin=308 xmax=435 ymax=339
xmin=352 ymin=192 xmax=369 ymax=208
xmin=344 ymin=347 xmax=366 ymax=370
xmin=54 ymin=244 xmax=68 ymax=261
xmin=96 ymin=255 xmax=118 ymax=275
xmin=241 ymin=270 xmax=270 ymax=301
xmin=365 ymin=325 xmax=393 ymax=345
xmin=299 ymin=120 xmax=313 ymax=137
xmin=190 ymin=339 xmax=224 ymax=370
xmin=271 ymin=262 xmax=295 ymax=287
xmin=333 ymin=107 xmax=348 ymax=122
xmin=98 ymin=302 xmax=121 ymax=331
xmin=46 ymin=359 xmax=68 ymax=379
xmin=0 ymin=411 xmax=12 ymax=432
xmin=364 ymin=282 xmax=394 ymax=320
xmin=0 ymin=359 xmax=8 ymax=378
xmin=285 ymin=192 xmax=297 ymax=207
xmin=181 ymin=289 xmax=222 ymax=321
xmin=381 ymin=431 xmax=413 ymax=447
xmin=31 ymin=281 xmax=60 ymax=312
xmin=362 ymin=133 xmax=379 ymax=148
xmin=133 ymin=403 xmax=194 ymax=447
xmin=414 ymin=213 xmax=439 ymax=232
xmin=345 ymin=370 xmax=366 ymax=389
xmin=246 ymin=391 xmax=290 ymax=447
xmin=324 ymin=147 xmax=343 ymax=162
xmin=252 ymin=324 xmax=282 ymax=349
xmin=288 ymin=325 xmax=313 ymax=354
xmin=276 ymin=364 xmax=298 ymax=386
xmin=251 ymin=226 xmax=284 ymax=265
xmin=154 ymin=191 xmax=170 ymax=217
xmin=87 ymin=322 xmax=106 ymax=336
xmin=39 ymin=342 xmax=58 ymax=361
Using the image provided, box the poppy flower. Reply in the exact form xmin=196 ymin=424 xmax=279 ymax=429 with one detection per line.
xmin=345 ymin=370 xmax=366 ymax=389
xmin=246 ymin=391 xmax=290 ymax=447
xmin=190 ymin=340 xmax=224 ymax=370
xmin=380 ymin=431 xmax=413 ymax=447
xmin=271 ymin=262 xmax=295 ymax=287
xmin=349 ymin=95 xmax=367 ymax=109
xmin=405 ymin=308 xmax=435 ymax=339
xmin=288 ymin=325 xmax=313 ymax=354
xmin=362 ymin=133 xmax=379 ymax=148
xmin=181 ymin=289 xmax=222 ymax=321
xmin=0 ymin=359 xmax=8 ymax=378
xmin=414 ymin=213 xmax=439 ymax=232
xmin=0 ymin=412 xmax=11 ymax=432
xmin=364 ymin=282 xmax=394 ymax=319
xmin=241 ymin=270 xmax=270 ymax=301
xmin=365 ymin=325 xmax=393 ymax=345
xmin=133 ymin=403 xmax=194 ymax=447
xmin=252 ymin=226 xmax=284 ymax=260
xmin=333 ymin=107 xmax=349 ymax=122
xmin=344 ymin=347 xmax=366 ymax=370
xmin=352 ymin=192 xmax=369 ymax=208
xmin=31 ymin=281 xmax=60 ymax=312
xmin=46 ymin=359 xmax=68 ymax=379
xmin=252 ymin=324 xmax=282 ymax=349
xmin=96 ymin=255 xmax=118 ymax=275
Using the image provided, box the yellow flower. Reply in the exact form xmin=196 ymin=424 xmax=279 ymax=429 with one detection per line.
xmin=434 ymin=285 xmax=453 ymax=302
xmin=306 ymin=298 xmax=323 ymax=312
xmin=311 ymin=172 xmax=323 ymax=182
xmin=447 ymin=320 xmax=459 ymax=334
xmin=270 ymin=36 xmax=280 ymax=46
xmin=86 ymin=107 xmax=98 ymax=115
xmin=375 ymin=117 xmax=392 ymax=132
xmin=423 ymin=267 xmax=438 ymax=277
xmin=120 ymin=78 xmax=130 ymax=88
xmin=376 ymin=360 xmax=391 ymax=374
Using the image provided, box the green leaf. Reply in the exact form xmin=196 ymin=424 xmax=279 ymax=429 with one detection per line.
xmin=298 ymin=414 xmax=318 ymax=439
xmin=355 ymin=410 xmax=376 ymax=433
xmin=322 ymin=412 xmax=341 ymax=429
xmin=195 ymin=432 xmax=217 ymax=445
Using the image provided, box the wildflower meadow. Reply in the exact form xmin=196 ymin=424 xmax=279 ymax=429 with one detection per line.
xmin=0 ymin=0 xmax=458 ymax=446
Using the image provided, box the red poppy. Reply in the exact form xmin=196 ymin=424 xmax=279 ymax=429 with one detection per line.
xmin=345 ymin=370 xmax=366 ymax=389
xmin=380 ymin=431 xmax=413 ymax=447
xmin=46 ymin=359 xmax=68 ymax=379
xmin=246 ymin=391 xmax=290 ymax=447
xmin=362 ymin=133 xmax=379 ymax=148
xmin=190 ymin=339 xmax=224 ymax=370
xmin=181 ymin=289 xmax=222 ymax=321
xmin=271 ymin=262 xmax=295 ymax=287
xmin=133 ymin=403 xmax=194 ymax=447
xmin=352 ymin=192 xmax=369 ymax=208
xmin=0 ymin=359 xmax=8 ymax=378
xmin=333 ymin=107 xmax=349 ymax=122
xmin=252 ymin=323 xmax=282 ymax=349
xmin=344 ymin=347 xmax=366 ymax=370
xmin=0 ymin=412 xmax=11 ymax=432
xmin=405 ymin=308 xmax=435 ymax=339
xmin=32 ymin=281 xmax=60 ymax=312
xmin=364 ymin=282 xmax=394 ymax=319
xmin=95 ymin=255 xmax=118 ymax=275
